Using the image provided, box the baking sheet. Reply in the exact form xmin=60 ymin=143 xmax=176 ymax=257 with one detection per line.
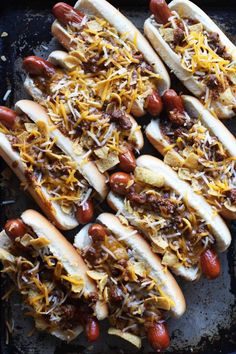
xmin=0 ymin=1 xmax=236 ymax=353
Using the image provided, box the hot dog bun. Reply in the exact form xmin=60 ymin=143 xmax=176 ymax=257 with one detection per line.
xmin=144 ymin=0 xmax=236 ymax=119
xmin=51 ymin=0 xmax=170 ymax=98
xmin=0 ymin=101 xmax=104 ymax=230
xmin=74 ymin=212 xmax=186 ymax=318
xmin=0 ymin=131 xmax=77 ymax=230
xmin=24 ymin=52 xmax=144 ymax=151
xmin=0 ymin=210 xmax=108 ymax=340
xmin=21 ymin=210 xmax=100 ymax=302
xmin=146 ymin=95 xmax=236 ymax=219
xmin=15 ymin=100 xmax=108 ymax=200
xmin=107 ymin=155 xmax=231 ymax=281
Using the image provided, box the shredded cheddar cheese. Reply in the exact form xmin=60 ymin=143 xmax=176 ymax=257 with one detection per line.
xmin=120 ymin=179 xmax=215 ymax=271
xmin=33 ymin=15 xmax=159 ymax=172
xmin=81 ymin=226 xmax=171 ymax=338
xmin=0 ymin=117 xmax=91 ymax=217
xmin=0 ymin=230 xmax=85 ymax=334
xmin=157 ymin=12 xmax=236 ymax=114
xmin=162 ymin=118 xmax=236 ymax=212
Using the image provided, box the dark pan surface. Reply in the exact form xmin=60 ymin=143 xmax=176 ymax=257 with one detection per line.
xmin=0 ymin=1 xmax=236 ymax=353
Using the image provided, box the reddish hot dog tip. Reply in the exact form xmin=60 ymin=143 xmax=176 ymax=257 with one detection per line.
xmin=52 ymin=2 xmax=84 ymax=25
xmin=145 ymin=90 xmax=163 ymax=116
xmin=147 ymin=322 xmax=170 ymax=352
xmin=0 ymin=106 xmax=17 ymax=129
xmin=118 ymin=149 xmax=136 ymax=173
xmin=162 ymin=89 xmax=185 ymax=113
xmin=201 ymin=249 xmax=221 ymax=279
xmin=75 ymin=199 xmax=94 ymax=224
xmin=109 ymin=172 xmax=132 ymax=196
xmin=149 ymin=0 xmax=172 ymax=25
xmin=88 ymin=223 xmax=106 ymax=242
xmin=85 ymin=317 xmax=100 ymax=342
xmin=23 ymin=56 xmax=56 ymax=78
xmin=4 ymin=219 xmax=27 ymax=240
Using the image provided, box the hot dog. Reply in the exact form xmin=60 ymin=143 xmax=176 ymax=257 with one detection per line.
xmin=0 ymin=210 xmax=108 ymax=341
xmin=0 ymin=100 xmax=108 ymax=230
xmin=50 ymin=0 xmax=170 ymax=117
xmin=74 ymin=213 xmax=186 ymax=350
xmin=144 ymin=0 xmax=236 ymax=119
xmin=146 ymin=91 xmax=236 ymax=220
xmin=53 ymin=2 xmax=84 ymax=25
xmin=23 ymin=54 xmax=144 ymax=175
xmin=107 ymin=155 xmax=231 ymax=281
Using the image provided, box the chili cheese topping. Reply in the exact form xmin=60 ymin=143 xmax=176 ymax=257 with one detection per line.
xmin=40 ymin=67 xmax=140 ymax=173
xmin=154 ymin=12 xmax=236 ymax=114
xmin=160 ymin=112 xmax=236 ymax=213
xmin=32 ymin=14 xmax=160 ymax=172
xmin=0 ymin=229 xmax=86 ymax=336
xmin=82 ymin=225 xmax=172 ymax=337
xmin=117 ymin=167 xmax=215 ymax=272
xmin=66 ymin=15 xmax=159 ymax=113
xmin=0 ymin=118 xmax=91 ymax=216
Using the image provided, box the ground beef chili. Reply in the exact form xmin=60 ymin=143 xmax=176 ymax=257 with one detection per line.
xmin=208 ymin=31 xmax=232 ymax=60
xmin=205 ymin=74 xmax=220 ymax=89
xmin=226 ymin=188 xmax=236 ymax=204
xmin=168 ymin=109 xmax=186 ymax=126
xmin=80 ymin=222 xmax=171 ymax=349
xmin=109 ymin=170 xmax=219 ymax=274
xmin=109 ymin=109 xmax=132 ymax=130
xmin=173 ymin=28 xmax=185 ymax=46
xmin=159 ymin=90 xmax=236 ymax=211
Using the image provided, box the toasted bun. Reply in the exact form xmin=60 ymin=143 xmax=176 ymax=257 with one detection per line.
xmin=107 ymin=156 xmax=231 ymax=280
xmin=74 ymin=213 xmax=186 ymax=318
xmin=15 ymin=100 xmax=108 ymax=200
xmin=51 ymin=22 xmax=76 ymax=52
xmin=146 ymin=95 xmax=236 ymax=219
xmin=51 ymin=0 xmax=170 ymax=96
xmin=144 ymin=0 xmax=236 ymax=118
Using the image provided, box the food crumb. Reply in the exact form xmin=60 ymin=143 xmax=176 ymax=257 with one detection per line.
xmin=1 ymin=32 xmax=8 ymax=37
xmin=3 ymin=89 xmax=11 ymax=101
xmin=1 ymin=55 xmax=7 ymax=61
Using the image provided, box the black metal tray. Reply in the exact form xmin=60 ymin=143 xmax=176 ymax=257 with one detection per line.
xmin=0 ymin=1 xmax=236 ymax=353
